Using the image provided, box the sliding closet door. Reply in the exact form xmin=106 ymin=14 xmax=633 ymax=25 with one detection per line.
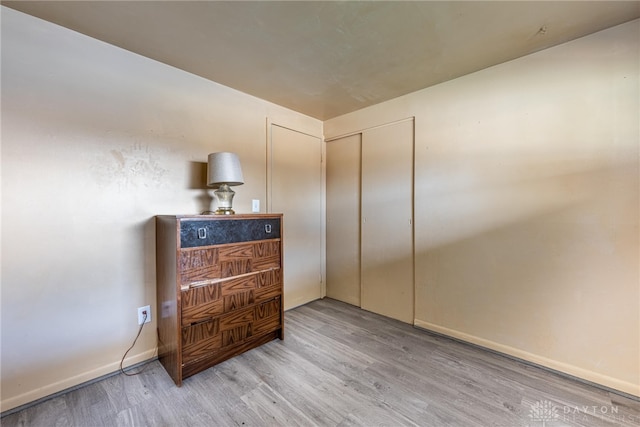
xmin=270 ymin=124 xmax=323 ymax=310
xmin=361 ymin=119 xmax=414 ymax=323
xmin=326 ymin=134 xmax=361 ymax=306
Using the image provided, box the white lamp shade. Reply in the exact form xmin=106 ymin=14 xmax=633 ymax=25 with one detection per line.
xmin=207 ymin=152 xmax=244 ymax=187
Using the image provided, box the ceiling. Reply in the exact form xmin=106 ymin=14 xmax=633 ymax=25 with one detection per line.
xmin=3 ymin=1 xmax=639 ymax=120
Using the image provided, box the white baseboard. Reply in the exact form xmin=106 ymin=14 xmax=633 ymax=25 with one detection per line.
xmin=413 ymin=319 xmax=640 ymax=398
xmin=1 ymin=348 xmax=158 ymax=414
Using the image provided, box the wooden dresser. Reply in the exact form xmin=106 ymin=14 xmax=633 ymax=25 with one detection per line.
xmin=155 ymin=214 xmax=284 ymax=386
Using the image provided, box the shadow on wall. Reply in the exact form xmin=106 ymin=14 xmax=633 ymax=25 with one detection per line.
xmin=188 ymin=161 xmax=213 ymax=214
xmin=416 ymin=152 xmax=638 ymax=252
xmin=0 ymin=215 xmax=159 ymax=408
xmin=144 ymin=217 xmax=158 ymax=333
xmin=410 ymin=156 xmax=639 ymax=389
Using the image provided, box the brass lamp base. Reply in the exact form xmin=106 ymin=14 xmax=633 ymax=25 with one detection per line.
xmin=213 ymin=184 xmax=236 ymax=215
xmin=214 ymin=207 xmax=235 ymax=215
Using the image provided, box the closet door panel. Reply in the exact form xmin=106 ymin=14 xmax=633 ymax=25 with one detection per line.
xmin=361 ymin=119 xmax=414 ymax=323
xmin=326 ymin=134 xmax=361 ymax=306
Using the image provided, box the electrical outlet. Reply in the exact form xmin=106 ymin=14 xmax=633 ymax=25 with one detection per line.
xmin=138 ymin=305 xmax=151 ymax=325
xmin=252 ymin=199 xmax=260 ymax=213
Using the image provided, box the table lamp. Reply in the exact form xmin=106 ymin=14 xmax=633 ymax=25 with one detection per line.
xmin=207 ymin=152 xmax=244 ymax=214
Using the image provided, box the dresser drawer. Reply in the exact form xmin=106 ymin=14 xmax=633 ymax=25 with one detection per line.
xmin=181 ymin=275 xmax=258 ymax=326
xmin=181 ymin=282 xmax=223 ymax=326
xmin=252 ymin=241 xmax=281 ymax=271
xmin=180 ymin=218 xmax=281 ymax=248
xmin=181 ymin=317 xmax=221 ymax=365
xmin=182 ymin=306 xmax=254 ymax=365
xmin=255 ymin=269 xmax=282 ymax=303
xmin=179 ymin=241 xmax=281 ymax=287
xmin=179 ymin=248 xmax=221 ymax=284
xmin=181 ymin=269 xmax=280 ymax=326
xmin=181 ymin=298 xmax=282 ymax=366
xmin=253 ymin=298 xmax=282 ymax=335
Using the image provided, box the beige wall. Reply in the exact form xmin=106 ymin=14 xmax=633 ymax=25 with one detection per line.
xmin=325 ymin=20 xmax=639 ymax=397
xmin=0 ymin=7 xmax=321 ymax=411
xmin=2 ymin=5 xmax=638 ymax=413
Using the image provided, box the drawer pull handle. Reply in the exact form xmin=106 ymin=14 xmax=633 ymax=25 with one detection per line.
xmin=197 ymin=228 xmax=207 ymax=239
xmin=189 ymin=318 xmax=213 ymax=326
xmin=265 ymin=224 xmax=272 ymax=233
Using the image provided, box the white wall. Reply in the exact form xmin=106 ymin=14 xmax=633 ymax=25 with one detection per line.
xmin=325 ymin=20 xmax=639 ymax=397
xmin=0 ymin=7 xmax=321 ymax=412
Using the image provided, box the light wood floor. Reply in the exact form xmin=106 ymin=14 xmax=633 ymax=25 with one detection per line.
xmin=3 ymin=298 xmax=639 ymax=426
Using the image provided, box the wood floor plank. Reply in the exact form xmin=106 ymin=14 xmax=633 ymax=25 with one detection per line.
xmin=2 ymin=298 xmax=639 ymax=426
